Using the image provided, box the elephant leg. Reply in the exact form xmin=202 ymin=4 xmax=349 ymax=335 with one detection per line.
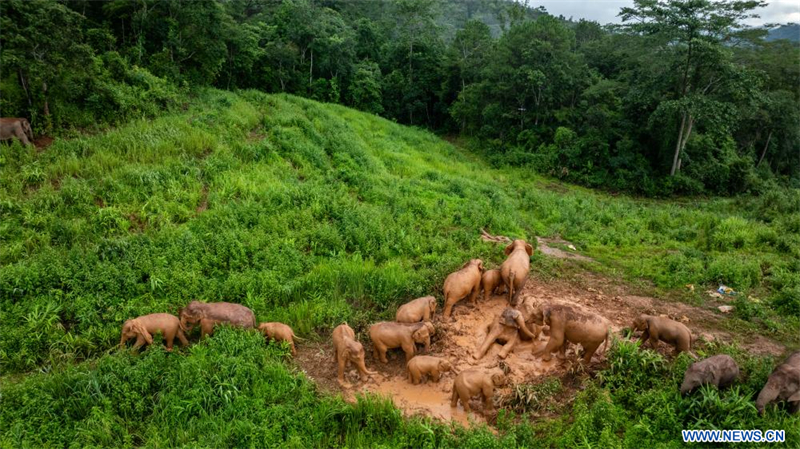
xmin=290 ymin=341 xmax=297 ymax=356
xmin=119 ymin=335 xmax=129 ymax=349
xmin=648 ymin=334 xmax=660 ymax=350
xmin=557 ymin=341 xmax=568 ymax=360
xmin=582 ymin=341 xmax=601 ymax=363
xmin=410 ymin=370 xmax=420 ymax=385
xmin=402 ymin=342 xmax=416 ymax=361
xmin=638 ymin=331 xmax=650 ymax=347
xmin=498 ymin=333 xmax=519 ymax=359
xmin=482 ymin=385 xmax=495 ymax=412
xmin=512 ymin=278 xmax=527 ymax=305
xmin=475 ymin=329 xmax=501 ymax=359
xmin=133 ymin=335 xmax=146 ymax=350
xmin=200 ymin=320 xmax=215 ymax=338
xmin=431 ymin=371 xmax=441 ymax=383
xmin=451 ymin=388 xmax=459 ymax=408
xmin=337 ymin=358 xmax=351 ymax=387
xmin=177 ymin=330 xmax=189 ymax=347
xmin=459 ymin=390 xmax=471 ymax=412
xmin=165 ymin=333 xmax=175 ymax=352
xmin=378 ymin=346 xmax=389 ymax=364
xmin=539 ymin=329 xmax=564 ymax=362
xmin=469 ymin=284 xmax=479 ymax=305
xmin=333 ymin=348 xmax=339 ymax=365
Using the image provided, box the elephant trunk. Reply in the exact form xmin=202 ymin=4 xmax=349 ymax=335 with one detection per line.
xmin=756 ymin=383 xmax=780 ymax=415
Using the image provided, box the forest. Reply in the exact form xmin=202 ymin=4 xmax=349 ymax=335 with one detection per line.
xmin=1 ymin=1 xmax=800 ymax=448
xmin=2 ymin=0 xmax=798 ymax=196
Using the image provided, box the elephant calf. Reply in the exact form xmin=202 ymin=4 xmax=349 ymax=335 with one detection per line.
xmin=179 ymin=300 xmax=256 ymax=337
xmin=396 ymin=296 xmax=437 ymax=323
xmin=532 ymin=304 xmax=610 ymax=363
xmin=681 ymin=354 xmax=740 ymax=395
xmin=474 ymin=308 xmax=539 ymax=360
xmin=633 ymin=314 xmax=693 ymax=356
xmin=500 ymin=239 xmax=533 ymax=306
xmin=369 ymin=321 xmax=434 ymax=363
xmin=258 ymin=322 xmax=298 ymax=356
xmin=481 ymin=269 xmax=506 ymax=302
xmin=756 ymin=351 xmax=800 ymax=415
xmin=450 ymin=368 xmax=506 ymax=414
xmin=0 ymin=117 xmax=34 ymax=146
xmin=120 ymin=313 xmax=188 ymax=351
xmin=407 ymin=355 xmax=452 ymax=384
xmin=443 ymin=259 xmax=484 ymax=319
xmin=332 ymin=323 xmax=375 ymax=387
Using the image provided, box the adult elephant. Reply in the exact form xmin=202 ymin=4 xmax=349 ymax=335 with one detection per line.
xmin=500 ymin=239 xmax=533 ymax=306
xmin=179 ymin=301 xmax=256 ymax=337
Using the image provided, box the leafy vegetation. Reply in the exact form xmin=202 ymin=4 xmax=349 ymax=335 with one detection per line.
xmin=1 ymin=90 xmax=799 ymax=446
xmin=2 ymin=0 xmax=798 ymax=194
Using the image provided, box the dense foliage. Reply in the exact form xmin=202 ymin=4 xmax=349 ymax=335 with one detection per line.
xmin=1 ymin=0 xmax=798 ymax=195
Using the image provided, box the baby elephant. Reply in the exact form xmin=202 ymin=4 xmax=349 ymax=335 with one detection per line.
xmin=756 ymin=351 xmax=800 ymax=415
xmin=407 ymin=355 xmax=452 ymax=384
xmin=474 ymin=308 xmax=539 ymax=360
xmin=443 ymin=259 xmax=484 ymax=319
xmin=0 ymin=117 xmax=34 ymax=146
xmin=369 ymin=321 xmax=434 ymax=363
xmin=258 ymin=322 xmax=298 ymax=356
xmin=680 ymin=354 xmax=740 ymax=395
xmin=480 ymin=269 xmax=506 ymax=302
xmin=179 ymin=300 xmax=256 ymax=337
xmin=633 ymin=314 xmax=693 ymax=356
xmin=451 ymin=368 xmax=506 ymax=414
xmin=396 ymin=296 xmax=437 ymax=323
xmin=333 ymin=323 xmax=375 ymax=387
xmin=120 ymin=313 xmax=188 ymax=352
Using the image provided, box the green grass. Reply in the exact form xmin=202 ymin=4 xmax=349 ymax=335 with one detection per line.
xmin=1 ymin=89 xmax=799 ymax=446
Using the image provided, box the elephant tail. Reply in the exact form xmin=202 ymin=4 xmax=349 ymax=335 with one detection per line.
xmin=602 ymin=328 xmax=611 ymax=354
xmin=508 ymin=271 xmax=516 ymax=304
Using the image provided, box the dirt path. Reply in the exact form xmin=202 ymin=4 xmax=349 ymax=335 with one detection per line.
xmin=294 ymin=252 xmax=786 ymax=427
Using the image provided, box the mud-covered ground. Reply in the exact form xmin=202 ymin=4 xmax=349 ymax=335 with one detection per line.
xmin=295 ymin=249 xmax=786 ymax=427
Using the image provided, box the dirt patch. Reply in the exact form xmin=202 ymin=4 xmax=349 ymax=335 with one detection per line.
xmin=536 ymin=236 xmax=594 ymax=262
xmin=294 ymin=262 xmax=786 ymax=427
xmin=34 ymin=136 xmax=54 ymax=152
xmin=247 ymin=127 xmax=266 ymax=142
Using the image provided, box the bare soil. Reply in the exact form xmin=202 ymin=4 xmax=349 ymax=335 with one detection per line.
xmin=294 ymin=253 xmax=786 ymax=427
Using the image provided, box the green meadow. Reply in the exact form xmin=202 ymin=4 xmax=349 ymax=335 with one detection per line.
xmin=1 ymin=90 xmax=798 ymax=447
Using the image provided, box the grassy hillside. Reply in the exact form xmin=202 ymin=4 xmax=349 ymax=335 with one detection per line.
xmin=1 ymin=90 xmax=799 ymax=447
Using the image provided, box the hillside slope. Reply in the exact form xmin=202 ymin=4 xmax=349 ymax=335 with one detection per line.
xmin=1 ymin=90 xmax=798 ymax=447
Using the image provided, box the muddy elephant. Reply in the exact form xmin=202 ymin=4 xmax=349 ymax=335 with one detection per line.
xmin=474 ymin=308 xmax=540 ymax=360
xmin=120 ymin=313 xmax=188 ymax=352
xmin=443 ymin=259 xmax=484 ymax=319
xmin=633 ymin=314 xmax=693 ymax=356
xmin=333 ymin=323 xmax=376 ymax=387
xmin=481 ymin=269 xmax=507 ymax=302
xmin=532 ymin=304 xmax=610 ymax=363
xmin=396 ymin=296 xmax=437 ymax=323
xmin=369 ymin=321 xmax=435 ymax=363
xmin=680 ymin=354 xmax=740 ymax=395
xmin=179 ymin=301 xmax=256 ymax=338
xmin=0 ymin=117 xmax=33 ymax=146
xmin=450 ymin=368 xmax=506 ymax=414
xmin=500 ymin=240 xmax=533 ymax=306
xmin=407 ymin=355 xmax=452 ymax=384
xmin=756 ymin=351 xmax=800 ymax=415
xmin=258 ymin=322 xmax=298 ymax=356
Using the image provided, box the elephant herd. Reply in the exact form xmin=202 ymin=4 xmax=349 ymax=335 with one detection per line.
xmin=120 ymin=238 xmax=800 ymax=417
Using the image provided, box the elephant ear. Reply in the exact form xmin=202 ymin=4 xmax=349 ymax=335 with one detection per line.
xmin=543 ymin=308 xmax=552 ymax=325
xmin=525 ymin=243 xmax=533 ymax=256
xmin=504 ymin=243 xmax=514 ymax=255
xmin=491 ymin=373 xmax=506 ymax=386
xmin=788 ymin=391 xmax=800 ymax=401
xmin=133 ymin=320 xmax=153 ymax=344
xmin=413 ymin=327 xmax=429 ymax=341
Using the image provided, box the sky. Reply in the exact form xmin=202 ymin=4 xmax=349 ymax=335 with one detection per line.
xmin=532 ymin=0 xmax=800 ymax=26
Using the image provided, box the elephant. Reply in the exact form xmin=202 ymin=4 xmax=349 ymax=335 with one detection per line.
xmin=532 ymin=304 xmax=610 ymax=363
xmin=481 ymin=269 xmax=507 ymax=302
xmin=396 ymin=296 xmax=437 ymax=323
xmin=120 ymin=313 xmax=188 ymax=352
xmin=474 ymin=308 xmax=540 ymax=360
xmin=332 ymin=323 xmax=376 ymax=387
xmin=500 ymin=240 xmax=533 ymax=306
xmin=443 ymin=259 xmax=484 ymax=319
xmin=632 ymin=314 xmax=693 ymax=356
xmin=407 ymin=355 xmax=452 ymax=384
xmin=680 ymin=354 xmax=740 ymax=395
xmin=179 ymin=301 xmax=256 ymax=338
xmin=369 ymin=321 xmax=435 ymax=363
xmin=258 ymin=322 xmax=298 ymax=356
xmin=450 ymin=368 xmax=506 ymax=414
xmin=756 ymin=351 xmax=800 ymax=415
xmin=0 ymin=117 xmax=33 ymax=146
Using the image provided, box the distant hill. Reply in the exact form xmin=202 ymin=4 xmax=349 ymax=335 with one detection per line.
xmin=766 ymin=23 xmax=800 ymax=42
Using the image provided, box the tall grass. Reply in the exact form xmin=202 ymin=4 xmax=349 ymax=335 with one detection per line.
xmin=1 ymin=89 xmax=799 ymax=446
